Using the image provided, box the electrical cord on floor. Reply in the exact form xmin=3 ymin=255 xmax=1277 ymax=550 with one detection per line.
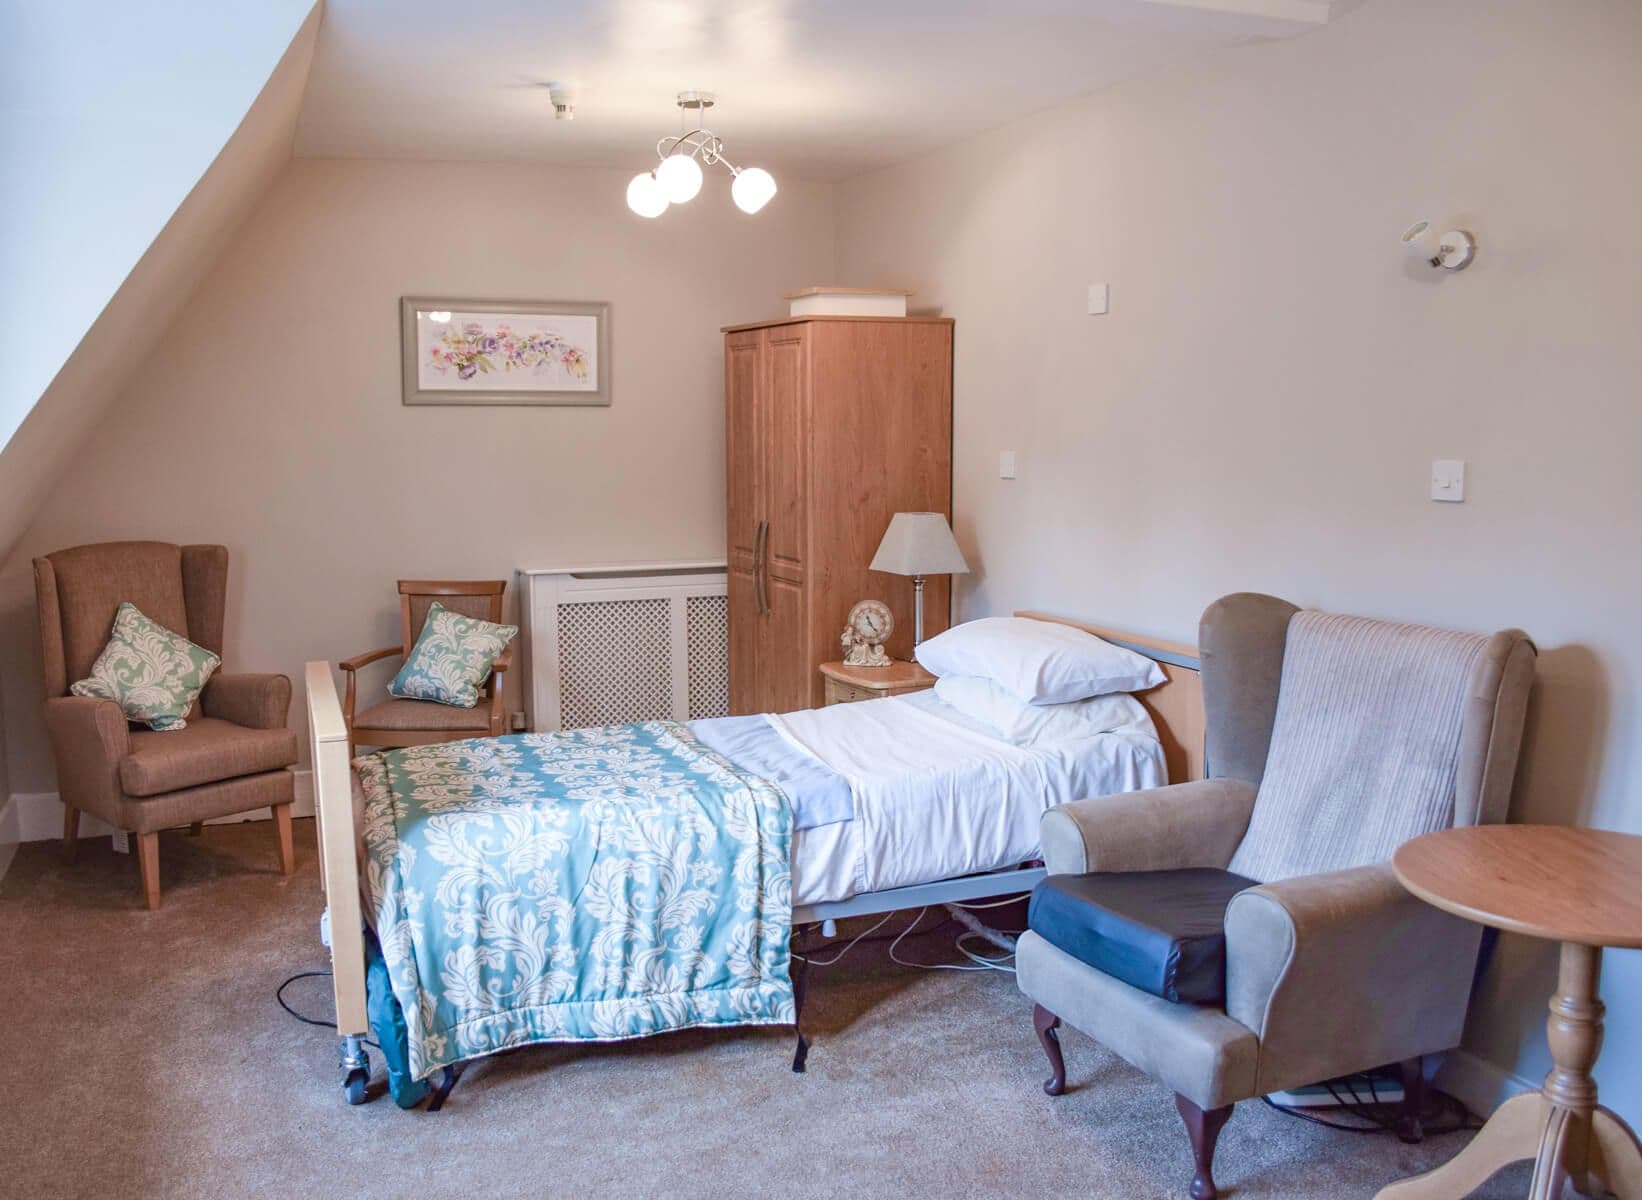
xmin=1262 ymin=1073 xmax=1482 ymax=1137
xmin=276 ymin=969 xmax=379 ymax=1051
xmin=793 ymin=907 xmax=1019 ymax=972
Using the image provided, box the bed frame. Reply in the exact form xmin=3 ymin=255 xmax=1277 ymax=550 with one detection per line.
xmin=302 ymin=613 xmax=1202 ymax=1102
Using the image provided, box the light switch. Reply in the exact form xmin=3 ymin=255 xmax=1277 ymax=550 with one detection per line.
xmin=1087 ymin=283 xmax=1110 ymax=315
xmin=1000 ymin=450 xmax=1018 ymax=479
xmin=1431 ymin=459 xmax=1466 ymax=502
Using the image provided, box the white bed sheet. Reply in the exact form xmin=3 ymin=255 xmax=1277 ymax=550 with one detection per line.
xmin=776 ymin=691 xmax=1166 ymax=907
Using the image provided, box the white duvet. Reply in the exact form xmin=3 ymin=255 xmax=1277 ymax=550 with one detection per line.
xmin=774 ymin=691 xmax=1166 ymax=906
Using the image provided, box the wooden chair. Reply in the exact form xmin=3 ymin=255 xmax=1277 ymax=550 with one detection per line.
xmin=340 ymin=580 xmax=512 ymax=755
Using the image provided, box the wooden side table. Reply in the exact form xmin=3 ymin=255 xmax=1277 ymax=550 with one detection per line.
xmin=1376 ymin=825 xmax=1642 ymax=1200
xmin=819 ymin=660 xmax=935 ymax=706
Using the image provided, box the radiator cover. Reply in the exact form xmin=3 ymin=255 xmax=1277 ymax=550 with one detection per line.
xmin=518 ymin=563 xmax=729 ymax=731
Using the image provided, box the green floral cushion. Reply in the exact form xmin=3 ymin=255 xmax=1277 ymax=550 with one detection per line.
xmin=70 ymin=602 xmax=221 ymax=732
xmin=388 ymin=601 xmax=517 ymax=709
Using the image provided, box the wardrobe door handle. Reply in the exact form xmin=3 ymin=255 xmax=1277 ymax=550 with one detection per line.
xmin=754 ymin=520 xmax=769 ymax=615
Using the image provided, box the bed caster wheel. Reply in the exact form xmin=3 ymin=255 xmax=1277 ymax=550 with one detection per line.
xmin=344 ymin=1067 xmax=370 ymax=1105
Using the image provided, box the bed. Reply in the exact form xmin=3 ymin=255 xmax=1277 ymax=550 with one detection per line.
xmin=302 ymin=612 xmax=1204 ymax=1104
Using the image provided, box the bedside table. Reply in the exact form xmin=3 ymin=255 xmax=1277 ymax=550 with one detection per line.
xmin=819 ymin=660 xmax=935 ymax=706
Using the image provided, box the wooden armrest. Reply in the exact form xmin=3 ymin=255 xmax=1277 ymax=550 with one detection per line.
xmin=491 ymin=646 xmax=513 ymax=674
xmin=339 ymin=646 xmax=400 ymax=673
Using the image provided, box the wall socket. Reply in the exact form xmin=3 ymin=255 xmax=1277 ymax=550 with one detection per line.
xmin=509 ymin=710 xmax=527 ymax=732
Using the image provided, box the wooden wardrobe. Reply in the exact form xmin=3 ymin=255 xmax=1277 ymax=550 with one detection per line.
xmin=723 ymin=315 xmax=954 ymax=714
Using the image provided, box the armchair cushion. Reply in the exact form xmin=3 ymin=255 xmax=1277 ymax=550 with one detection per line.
xmin=120 ymin=718 xmax=298 ymax=797
xmin=202 ymin=672 xmax=292 ymax=730
xmin=387 ymin=601 xmax=517 ymax=708
xmin=1028 ymin=868 xmax=1257 ymax=1004
xmin=1040 ymin=778 xmax=1256 ymax=876
xmin=352 ymin=697 xmax=492 ymax=733
xmin=71 ymin=602 xmax=221 ymax=731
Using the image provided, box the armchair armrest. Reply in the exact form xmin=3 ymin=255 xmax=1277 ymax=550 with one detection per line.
xmin=202 ymin=672 xmax=292 ymax=730
xmin=339 ymin=647 xmax=401 ymax=727
xmin=1224 ymin=863 xmax=1481 ymax=1094
xmin=339 ymin=646 xmax=401 ymax=673
xmin=1040 ymin=778 xmax=1257 ymax=876
xmin=43 ymin=696 xmax=131 ymax=821
xmin=485 ymin=647 xmax=514 ymax=731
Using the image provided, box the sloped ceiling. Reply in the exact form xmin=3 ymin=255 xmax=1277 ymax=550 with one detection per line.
xmin=0 ymin=2 xmax=323 ymax=566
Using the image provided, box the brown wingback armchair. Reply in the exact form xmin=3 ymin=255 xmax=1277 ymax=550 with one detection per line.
xmin=340 ymin=579 xmax=511 ymax=755
xmin=34 ymin=541 xmax=298 ymax=909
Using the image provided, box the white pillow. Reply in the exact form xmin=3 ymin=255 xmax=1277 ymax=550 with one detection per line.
xmin=934 ymin=674 xmax=1157 ymax=746
xmin=915 ymin=616 xmax=1165 ymax=704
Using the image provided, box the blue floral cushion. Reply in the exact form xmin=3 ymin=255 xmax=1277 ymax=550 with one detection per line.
xmin=70 ymin=602 xmax=221 ymax=731
xmin=387 ymin=601 xmax=517 ymax=708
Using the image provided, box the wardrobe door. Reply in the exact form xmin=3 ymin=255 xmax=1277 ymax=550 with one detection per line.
xmin=760 ymin=325 xmax=811 ymax=713
xmin=725 ymin=329 xmax=765 ymax=714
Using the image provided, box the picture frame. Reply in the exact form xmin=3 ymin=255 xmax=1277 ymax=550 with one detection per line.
xmin=400 ymin=297 xmax=611 ymax=407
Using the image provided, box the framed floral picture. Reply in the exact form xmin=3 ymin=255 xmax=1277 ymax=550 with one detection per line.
xmin=400 ymin=297 xmax=610 ymax=406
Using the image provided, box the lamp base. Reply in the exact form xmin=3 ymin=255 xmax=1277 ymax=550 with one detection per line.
xmin=912 ymin=576 xmax=926 ymax=648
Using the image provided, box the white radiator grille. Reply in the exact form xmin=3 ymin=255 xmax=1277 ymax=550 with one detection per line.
xmin=519 ymin=564 xmax=729 ymax=732
xmin=556 ymin=599 xmax=675 ymax=729
xmin=686 ymin=595 xmax=730 ymax=720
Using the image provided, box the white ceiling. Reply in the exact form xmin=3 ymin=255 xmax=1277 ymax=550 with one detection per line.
xmin=295 ymin=0 xmax=1359 ymax=180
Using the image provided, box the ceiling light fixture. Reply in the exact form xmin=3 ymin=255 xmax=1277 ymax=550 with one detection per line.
xmin=626 ymin=91 xmax=777 ymax=218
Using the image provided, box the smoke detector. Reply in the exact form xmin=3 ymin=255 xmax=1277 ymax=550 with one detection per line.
xmin=548 ymin=85 xmax=575 ymax=121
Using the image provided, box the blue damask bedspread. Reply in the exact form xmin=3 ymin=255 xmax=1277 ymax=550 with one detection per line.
xmin=356 ymin=722 xmax=796 ymax=1082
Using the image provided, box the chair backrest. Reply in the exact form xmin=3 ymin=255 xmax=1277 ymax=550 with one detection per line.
xmin=1199 ymin=593 xmax=1536 ymax=883
xmin=34 ymin=541 xmax=228 ymax=698
xmin=397 ymin=579 xmax=507 ymax=657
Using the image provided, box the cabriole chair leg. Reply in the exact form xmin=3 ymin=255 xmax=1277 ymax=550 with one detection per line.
xmin=1033 ymin=1003 xmax=1067 ymax=1096
xmin=1397 ymin=1056 xmax=1426 ymax=1144
xmin=1175 ymin=1093 xmax=1234 ymax=1200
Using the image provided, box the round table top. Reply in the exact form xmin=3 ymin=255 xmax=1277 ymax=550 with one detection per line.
xmin=1394 ymin=825 xmax=1642 ymax=949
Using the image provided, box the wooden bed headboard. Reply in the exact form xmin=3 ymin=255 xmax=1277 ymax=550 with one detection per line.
xmin=1014 ymin=611 xmax=1205 ymax=785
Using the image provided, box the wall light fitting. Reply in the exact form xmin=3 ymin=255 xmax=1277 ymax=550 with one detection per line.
xmin=1402 ymin=220 xmax=1476 ymax=271
xmin=627 ymin=91 xmax=777 ymax=219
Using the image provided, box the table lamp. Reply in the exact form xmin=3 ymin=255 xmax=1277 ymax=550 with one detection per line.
xmin=869 ymin=512 xmax=969 ymax=647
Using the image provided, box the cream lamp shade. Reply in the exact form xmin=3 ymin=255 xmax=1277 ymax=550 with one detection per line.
xmin=869 ymin=512 xmax=968 ymax=646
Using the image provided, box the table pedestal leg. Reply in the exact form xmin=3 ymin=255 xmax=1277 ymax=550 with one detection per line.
xmin=1376 ymin=943 xmax=1642 ymax=1200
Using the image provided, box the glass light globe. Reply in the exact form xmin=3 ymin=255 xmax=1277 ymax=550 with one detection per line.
xmin=731 ymin=166 xmax=777 ymax=214
xmin=626 ymin=171 xmax=669 ymax=218
xmin=656 ymin=153 xmax=704 ymax=203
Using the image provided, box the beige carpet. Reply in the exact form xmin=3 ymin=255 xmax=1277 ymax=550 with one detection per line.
xmin=0 ymin=821 xmax=1534 ymax=1200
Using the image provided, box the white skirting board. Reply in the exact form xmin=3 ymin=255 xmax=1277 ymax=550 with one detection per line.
xmin=1434 ymin=1046 xmax=1538 ymax=1118
xmin=0 ymin=768 xmax=314 ymax=881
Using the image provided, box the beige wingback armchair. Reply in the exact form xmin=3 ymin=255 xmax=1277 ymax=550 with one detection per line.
xmin=1016 ymin=593 xmax=1537 ymax=1200
xmin=34 ymin=542 xmax=297 ymax=909
xmin=340 ymin=579 xmax=511 ymax=755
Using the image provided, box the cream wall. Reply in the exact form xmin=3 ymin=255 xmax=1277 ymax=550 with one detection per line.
xmin=836 ymin=0 xmax=1642 ymax=1115
xmin=0 ymin=157 xmax=835 ymax=789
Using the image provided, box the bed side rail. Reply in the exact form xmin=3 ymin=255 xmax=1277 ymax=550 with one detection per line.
xmin=305 ymin=660 xmax=369 ymax=1044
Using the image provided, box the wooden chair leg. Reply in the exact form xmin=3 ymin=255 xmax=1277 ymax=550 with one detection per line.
xmin=1398 ymin=1056 xmax=1427 ymax=1144
xmin=1033 ymin=1004 xmax=1068 ymax=1096
xmin=62 ymin=804 xmax=80 ymax=863
xmin=1175 ymin=1093 xmax=1234 ymax=1200
xmin=137 ymin=833 xmax=161 ymax=911
xmin=273 ymin=804 xmax=295 ymax=875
